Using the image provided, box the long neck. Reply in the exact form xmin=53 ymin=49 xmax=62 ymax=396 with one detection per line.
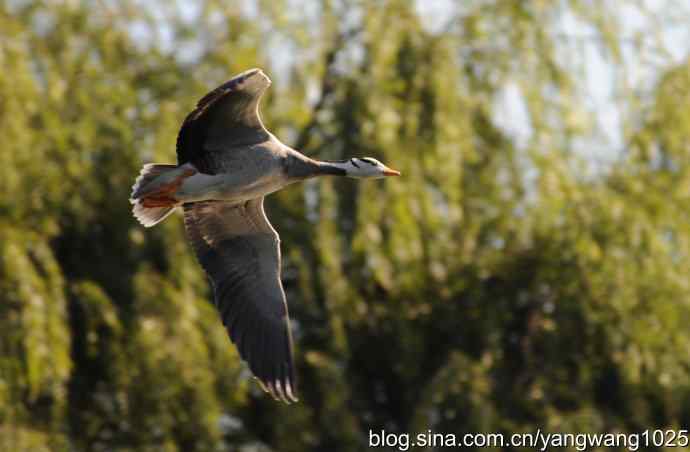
xmin=285 ymin=152 xmax=348 ymax=179
xmin=315 ymin=160 xmax=348 ymax=176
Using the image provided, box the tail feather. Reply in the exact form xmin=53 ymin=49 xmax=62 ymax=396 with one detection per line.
xmin=132 ymin=201 xmax=176 ymax=227
xmin=131 ymin=163 xmax=177 ymax=200
xmin=130 ymin=163 xmax=179 ymax=228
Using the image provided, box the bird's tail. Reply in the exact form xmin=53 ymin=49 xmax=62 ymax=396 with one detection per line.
xmin=130 ymin=163 xmax=186 ymax=227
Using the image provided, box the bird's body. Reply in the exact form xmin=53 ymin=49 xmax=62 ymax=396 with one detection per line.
xmin=177 ymin=140 xmax=290 ymax=203
xmin=130 ymin=68 xmax=399 ymax=403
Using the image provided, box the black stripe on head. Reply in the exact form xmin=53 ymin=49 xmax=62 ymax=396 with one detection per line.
xmin=350 ymin=158 xmax=360 ymax=168
xmin=360 ymin=158 xmax=377 ymax=165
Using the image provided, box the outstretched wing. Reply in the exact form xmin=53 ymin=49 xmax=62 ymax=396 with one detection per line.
xmin=183 ymin=197 xmax=297 ymax=403
xmin=177 ymin=68 xmax=272 ymax=174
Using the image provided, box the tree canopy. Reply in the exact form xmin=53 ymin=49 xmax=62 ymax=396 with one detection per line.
xmin=1 ymin=0 xmax=689 ymax=450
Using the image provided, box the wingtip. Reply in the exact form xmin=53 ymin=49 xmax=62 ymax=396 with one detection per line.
xmin=285 ymin=381 xmax=299 ymax=403
xmin=275 ymin=380 xmax=288 ymax=403
xmin=240 ymin=68 xmax=271 ymax=88
xmin=255 ymin=377 xmax=298 ymax=404
xmin=266 ymin=381 xmax=280 ymax=402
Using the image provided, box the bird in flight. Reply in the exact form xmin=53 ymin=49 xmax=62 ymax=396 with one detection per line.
xmin=130 ymin=68 xmax=400 ymax=403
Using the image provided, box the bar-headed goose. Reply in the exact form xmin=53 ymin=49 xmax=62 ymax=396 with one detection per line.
xmin=130 ymin=69 xmax=399 ymax=403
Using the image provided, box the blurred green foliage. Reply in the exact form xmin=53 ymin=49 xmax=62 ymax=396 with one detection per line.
xmin=1 ymin=0 xmax=689 ymax=451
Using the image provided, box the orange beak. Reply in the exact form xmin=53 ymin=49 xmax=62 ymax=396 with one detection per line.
xmin=382 ymin=167 xmax=401 ymax=176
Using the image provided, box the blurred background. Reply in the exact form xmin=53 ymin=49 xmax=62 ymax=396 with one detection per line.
xmin=2 ymin=0 xmax=690 ymax=450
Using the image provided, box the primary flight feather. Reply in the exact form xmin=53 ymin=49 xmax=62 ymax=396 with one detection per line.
xmin=130 ymin=68 xmax=400 ymax=403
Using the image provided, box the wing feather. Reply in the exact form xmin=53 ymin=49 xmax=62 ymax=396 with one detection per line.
xmin=177 ymin=68 xmax=272 ymax=173
xmin=183 ymin=197 xmax=297 ymax=402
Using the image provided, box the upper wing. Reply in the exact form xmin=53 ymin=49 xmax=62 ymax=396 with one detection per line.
xmin=177 ymin=68 xmax=272 ymax=174
xmin=183 ymin=197 xmax=297 ymax=403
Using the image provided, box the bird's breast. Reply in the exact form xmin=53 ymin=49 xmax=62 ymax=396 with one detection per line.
xmin=177 ymin=164 xmax=288 ymax=203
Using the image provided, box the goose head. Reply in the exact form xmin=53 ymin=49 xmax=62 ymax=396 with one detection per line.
xmin=344 ymin=157 xmax=400 ymax=179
